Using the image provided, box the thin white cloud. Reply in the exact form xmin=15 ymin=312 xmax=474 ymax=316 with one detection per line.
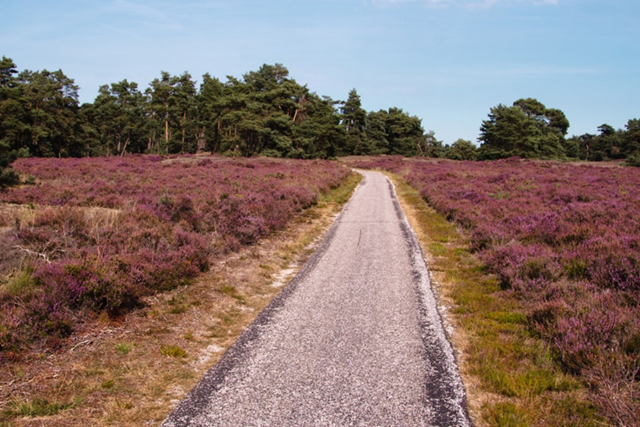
xmin=368 ymin=0 xmax=559 ymax=8
xmin=104 ymin=0 xmax=184 ymax=31
xmin=107 ymin=0 xmax=166 ymax=19
xmin=369 ymin=0 xmax=453 ymax=7
xmin=424 ymin=65 xmax=604 ymax=80
xmin=500 ymin=65 xmax=601 ymax=76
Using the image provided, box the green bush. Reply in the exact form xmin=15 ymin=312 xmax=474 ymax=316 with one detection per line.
xmin=625 ymin=152 xmax=640 ymax=167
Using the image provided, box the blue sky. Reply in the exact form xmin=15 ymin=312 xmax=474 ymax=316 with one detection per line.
xmin=1 ymin=0 xmax=638 ymax=145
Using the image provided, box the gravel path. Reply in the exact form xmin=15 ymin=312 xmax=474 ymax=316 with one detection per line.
xmin=162 ymin=171 xmax=470 ymax=427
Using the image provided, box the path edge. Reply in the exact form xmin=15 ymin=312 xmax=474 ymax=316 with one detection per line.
xmin=161 ymin=173 xmax=367 ymax=427
xmin=386 ymin=175 xmax=473 ymax=427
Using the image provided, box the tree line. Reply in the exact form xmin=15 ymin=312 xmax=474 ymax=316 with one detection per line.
xmin=475 ymin=97 xmax=640 ymax=164
xmin=0 ymin=56 xmax=441 ymax=172
xmin=2 ymin=54 xmax=639 ymax=186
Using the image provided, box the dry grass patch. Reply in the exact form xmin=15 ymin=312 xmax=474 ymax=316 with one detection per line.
xmin=386 ymin=172 xmax=605 ymax=427
xmin=0 ymin=172 xmax=361 ymax=427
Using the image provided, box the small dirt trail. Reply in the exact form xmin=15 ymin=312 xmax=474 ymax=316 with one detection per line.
xmin=162 ymin=171 xmax=470 ymax=427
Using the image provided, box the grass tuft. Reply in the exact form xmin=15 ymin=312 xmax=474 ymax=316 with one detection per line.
xmin=160 ymin=345 xmax=187 ymax=358
xmin=3 ymin=267 xmax=36 ymax=296
xmin=115 ymin=343 xmax=133 ymax=355
xmin=168 ymin=294 xmax=189 ymax=314
xmin=101 ymin=379 xmax=115 ymax=389
xmin=4 ymin=397 xmax=76 ymax=418
xmin=216 ymin=284 xmax=245 ymax=302
xmin=484 ymin=401 xmax=532 ymax=427
xmin=319 ymin=171 xmax=362 ymax=205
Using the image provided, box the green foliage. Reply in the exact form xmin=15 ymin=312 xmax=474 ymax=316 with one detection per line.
xmin=17 ymin=69 xmax=81 ymax=157
xmin=87 ymin=79 xmax=147 ymax=156
xmin=0 ymin=57 xmax=445 ymax=160
xmin=0 ymin=57 xmax=21 ymax=187
xmin=0 ymin=140 xmax=19 ymax=188
xmin=626 ymin=151 xmax=640 ymax=167
xmin=167 ymin=294 xmax=189 ymax=314
xmin=3 ymin=267 xmax=36 ymax=296
xmin=160 ymin=345 xmax=187 ymax=358
xmin=478 ymin=98 xmax=569 ymax=160
xmin=446 ymin=138 xmax=478 ymax=160
xmin=0 ymin=168 xmax=18 ymax=188
xmin=145 ymin=71 xmax=198 ymax=154
xmin=484 ymin=402 xmax=532 ymax=427
xmin=101 ymin=379 xmax=115 ymax=389
xmin=340 ymin=89 xmax=367 ymax=155
xmin=566 ymin=119 xmax=640 ymax=162
xmin=624 ymin=119 xmax=640 ymax=156
xmin=385 ymin=107 xmax=429 ymax=156
xmin=358 ymin=107 xmax=441 ymax=157
xmin=1 ymin=55 xmax=83 ymax=161
xmin=4 ymin=398 xmax=76 ymax=418
xmin=115 ymin=343 xmax=133 ymax=355
xmin=2 ymin=56 xmax=639 ymax=162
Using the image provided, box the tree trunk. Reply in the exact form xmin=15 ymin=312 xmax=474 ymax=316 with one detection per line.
xmin=181 ymin=111 xmax=187 ymax=153
xmin=120 ymin=136 xmax=130 ymax=156
xmin=197 ymin=127 xmax=207 ymax=153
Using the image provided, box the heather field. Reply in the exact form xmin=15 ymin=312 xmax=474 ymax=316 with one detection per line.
xmin=352 ymin=156 xmax=639 ymax=424
xmin=0 ymin=155 xmax=349 ymax=356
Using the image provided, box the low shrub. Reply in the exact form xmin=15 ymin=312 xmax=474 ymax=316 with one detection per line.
xmin=351 ymin=156 xmax=640 ymax=424
xmin=0 ymin=155 xmax=349 ymax=356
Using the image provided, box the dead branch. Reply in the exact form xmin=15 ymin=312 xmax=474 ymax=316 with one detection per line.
xmin=14 ymin=245 xmax=55 ymax=264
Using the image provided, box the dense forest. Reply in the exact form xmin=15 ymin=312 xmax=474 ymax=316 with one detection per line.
xmin=478 ymin=98 xmax=640 ymax=163
xmin=2 ymin=55 xmax=639 ymax=185
xmin=0 ymin=57 xmax=440 ymax=164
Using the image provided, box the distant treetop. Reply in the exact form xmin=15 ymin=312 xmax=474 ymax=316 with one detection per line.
xmin=0 ymin=57 xmax=441 ymax=160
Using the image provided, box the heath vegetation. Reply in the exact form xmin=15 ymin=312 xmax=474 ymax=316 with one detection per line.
xmin=0 ymin=155 xmax=349 ymax=357
xmin=352 ymin=156 xmax=639 ymax=426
